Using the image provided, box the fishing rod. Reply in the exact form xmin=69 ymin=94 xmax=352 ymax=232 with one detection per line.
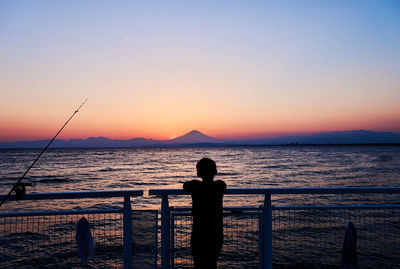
xmin=0 ymin=98 xmax=88 ymax=207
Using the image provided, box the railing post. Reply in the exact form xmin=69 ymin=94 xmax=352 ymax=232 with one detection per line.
xmin=259 ymin=209 xmax=264 ymax=269
xmin=263 ymin=194 xmax=272 ymax=269
xmin=170 ymin=207 xmax=175 ymax=269
xmin=123 ymin=195 xmax=132 ymax=269
xmin=161 ymin=195 xmax=170 ymax=269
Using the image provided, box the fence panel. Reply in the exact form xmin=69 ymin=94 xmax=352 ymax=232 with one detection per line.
xmin=169 ymin=206 xmax=400 ymax=268
xmin=0 ymin=210 xmax=158 ymax=269
xmin=0 ymin=211 xmax=123 ymax=268
xmin=272 ymin=207 xmax=400 ymax=268
xmin=171 ymin=208 xmax=262 ymax=269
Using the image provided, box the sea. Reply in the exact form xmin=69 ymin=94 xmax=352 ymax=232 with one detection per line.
xmin=1 ymin=145 xmax=400 ymax=211
xmin=1 ymin=145 xmax=400 ymax=268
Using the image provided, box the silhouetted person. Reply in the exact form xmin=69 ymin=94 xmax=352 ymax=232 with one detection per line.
xmin=341 ymin=222 xmax=358 ymax=269
xmin=183 ymin=158 xmax=227 ymax=269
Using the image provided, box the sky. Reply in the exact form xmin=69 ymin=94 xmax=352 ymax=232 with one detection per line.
xmin=1 ymin=0 xmax=399 ymax=142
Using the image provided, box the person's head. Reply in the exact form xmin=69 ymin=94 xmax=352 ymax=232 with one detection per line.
xmin=196 ymin=158 xmax=217 ymax=182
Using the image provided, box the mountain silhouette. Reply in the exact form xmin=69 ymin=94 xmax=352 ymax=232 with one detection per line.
xmin=168 ymin=130 xmax=220 ymax=144
xmin=235 ymin=130 xmax=400 ymax=145
xmin=1 ymin=130 xmax=400 ymax=148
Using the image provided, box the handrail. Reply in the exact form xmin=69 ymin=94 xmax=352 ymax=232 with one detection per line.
xmin=170 ymin=204 xmax=400 ymax=211
xmin=2 ymin=187 xmax=399 ymax=201
xmin=0 ymin=190 xmax=143 ymax=201
xmin=149 ymin=187 xmax=400 ymax=196
xmin=0 ymin=208 xmax=123 ymax=217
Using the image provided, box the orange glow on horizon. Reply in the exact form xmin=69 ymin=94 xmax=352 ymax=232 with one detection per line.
xmin=1 ymin=96 xmax=399 ymax=142
xmin=1 ymin=115 xmax=399 ymax=142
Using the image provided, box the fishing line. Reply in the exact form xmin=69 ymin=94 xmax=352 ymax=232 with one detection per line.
xmin=0 ymin=98 xmax=88 ymax=207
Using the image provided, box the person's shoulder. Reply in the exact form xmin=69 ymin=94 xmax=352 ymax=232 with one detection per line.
xmin=214 ymin=180 xmax=227 ymax=190
xmin=183 ymin=179 xmax=201 ymax=192
xmin=184 ymin=179 xmax=201 ymax=186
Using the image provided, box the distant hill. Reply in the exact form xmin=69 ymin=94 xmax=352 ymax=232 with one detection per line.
xmin=0 ymin=130 xmax=399 ymax=148
xmin=234 ymin=130 xmax=400 ymax=145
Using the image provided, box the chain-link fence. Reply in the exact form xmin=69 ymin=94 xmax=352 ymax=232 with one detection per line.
xmin=171 ymin=207 xmax=262 ymax=269
xmin=170 ymin=206 xmax=400 ymax=269
xmin=0 ymin=210 xmax=158 ymax=269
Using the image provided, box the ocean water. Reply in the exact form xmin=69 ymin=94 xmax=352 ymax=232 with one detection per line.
xmin=1 ymin=146 xmax=400 ymax=268
xmin=1 ymin=145 xmax=400 ymax=212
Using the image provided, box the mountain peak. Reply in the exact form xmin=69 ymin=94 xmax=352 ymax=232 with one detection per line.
xmin=169 ymin=130 xmax=218 ymax=144
xmin=186 ymin=130 xmax=203 ymax=135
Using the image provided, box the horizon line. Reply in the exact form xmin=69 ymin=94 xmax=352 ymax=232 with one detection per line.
xmin=1 ymin=129 xmax=400 ymax=144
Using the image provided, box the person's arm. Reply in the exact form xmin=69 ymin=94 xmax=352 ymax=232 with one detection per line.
xmin=183 ymin=180 xmax=195 ymax=194
xmin=216 ymin=180 xmax=227 ymax=193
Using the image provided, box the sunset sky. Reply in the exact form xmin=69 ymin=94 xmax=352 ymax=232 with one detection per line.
xmin=1 ymin=0 xmax=399 ymax=142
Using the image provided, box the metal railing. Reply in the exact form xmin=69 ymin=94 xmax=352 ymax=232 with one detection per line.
xmin=149 ymin=187 xmax=400 ymax=269
xmin=0 ymin=190 xmax=143 ymax=269
xmin=1 ymin=187 xmax=400 ymax=268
